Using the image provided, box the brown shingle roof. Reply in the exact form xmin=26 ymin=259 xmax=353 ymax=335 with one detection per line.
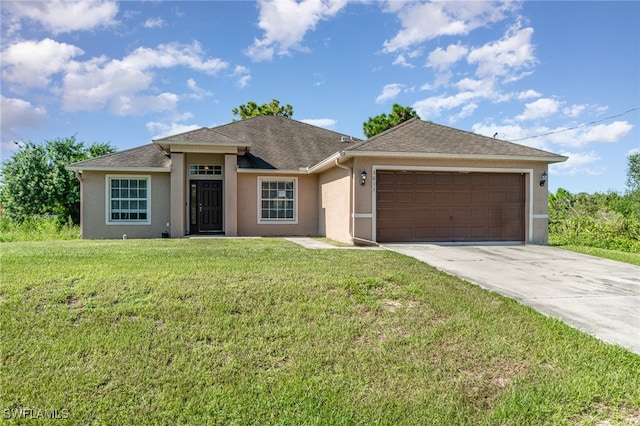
xmin=67 ymin=117 xmax=567 ymax=172
xmin=66 ymin=144 xmax=170 ymax=170
xmin=153 ymin=127 xmax=250 ymax=147
xmin=347 ymin=118 xmax=567 ymax=161
xmin=213 ymin=116 xmax=361 ymax=170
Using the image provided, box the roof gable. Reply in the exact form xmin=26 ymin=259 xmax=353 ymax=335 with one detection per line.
xmin=346 ymin=118 xmax=567 ymax=162
xmin=67 ymin=144 xmax=170 ymax=171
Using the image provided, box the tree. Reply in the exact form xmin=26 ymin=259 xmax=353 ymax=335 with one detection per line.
xmin=362 ymin=104 xmax=420 ymax=138
xmin=0 ymin=136 xmax=116 ymax=224
xmin=231 ymin=99 xmax=293 ymax=121
xmin=626 ymin=153 xmax=640 ymax=193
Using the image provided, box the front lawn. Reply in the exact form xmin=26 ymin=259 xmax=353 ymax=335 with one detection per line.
xmin=552 ymin=243 xmax=640 ymax=266
xmin=1 ymin=239 xmax=638 ymax=424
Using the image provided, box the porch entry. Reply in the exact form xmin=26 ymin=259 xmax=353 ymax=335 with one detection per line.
xmin=190 ymin=180 xmax=223 ymax=233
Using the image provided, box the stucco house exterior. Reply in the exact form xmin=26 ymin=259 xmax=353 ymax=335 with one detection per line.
xmin=66 ymin=116 xmax=567 ymax=244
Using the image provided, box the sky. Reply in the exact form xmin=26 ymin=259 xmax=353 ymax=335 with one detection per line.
xmin=1 ymin=0 xmax=639 ymax=194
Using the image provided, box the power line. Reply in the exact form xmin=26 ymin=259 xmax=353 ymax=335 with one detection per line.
xmin=507 ymin=107 xmax=639 ymax=142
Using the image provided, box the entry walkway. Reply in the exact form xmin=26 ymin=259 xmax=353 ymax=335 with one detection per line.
xmin=383 ymin=243 xmax=640 ymax=355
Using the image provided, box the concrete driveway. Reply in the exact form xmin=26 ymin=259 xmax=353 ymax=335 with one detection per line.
xmin=383 ymin=243 xmax=640 ymax=355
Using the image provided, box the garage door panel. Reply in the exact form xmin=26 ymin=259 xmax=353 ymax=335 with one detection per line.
xmin=376 ymin=171 xmax=524 ymax=242
xmin=415 ymin=191 xmax=434 ymax=203
xmin=434 ymin=226 xmax=452 ymax=238
xmin=452 ymin=191 xmax=470 ymax=204
xmin=415 ymin=227 xmax=433 ymax=238
xmin=396 ymin=174 xmax=415 ymax=185
xmin=377 ymin=209 xmax=395 ymax=222
xmin=453 ymin=210 xmax=469 ymax=222
xmin=377 ymin=191 xmax=395 ymax=204
xmin=415 ymin=174 xmax=435 ymax=185
xmin=396 ymin=191 xmax=414 ymax=203
xmin=434 ymin=208 xmax=451 ymax=221
xmin=488 ymin=191 xmax=504 ymax=203
xmin=415 ymin=208 xmax=434 ymax=222
xmin=470 ymin=226 xmax=488 ymax=238
xmin=395 ymin=209 xmax=414 ymax=221
xmin=505 ymin=190 xmax=523 ymax=202
xmin=434 ymin=192 xmax=451 ymax=203
xmin=470 ymin=210 xmax=487 ymax=223
xmin=452 ymin=226 xmax=470 ymax=239
xmin=471 ymin=192 xmax=487 ymax=203
xmin=434 ymin=174 xmax=452 ymax=185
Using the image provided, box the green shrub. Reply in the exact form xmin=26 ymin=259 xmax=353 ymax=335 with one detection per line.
xmin=549 ymin=189 xmax=640 ymax=253
xmin=0 ymin=216 xmax=80 ymax=242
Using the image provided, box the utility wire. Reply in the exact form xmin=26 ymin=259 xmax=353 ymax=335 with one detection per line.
xmin=507 ymin=107 xmax=639 ymax=142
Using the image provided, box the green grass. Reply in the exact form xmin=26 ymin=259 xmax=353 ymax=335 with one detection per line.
xmin=552 ymin=244 xmax=640 ymax=266
xmin=2 ymin=239 xmax=639 ymax=425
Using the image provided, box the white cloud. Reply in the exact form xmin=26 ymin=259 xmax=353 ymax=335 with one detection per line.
xmin=548 ymin=121 xmax=633 ymax=148
xmin=516 ymin=98 xmax=560 ymax=121
xmin=427 ymin=43 xmax=469 ymax=71
xmin=471 ymin=122 xmax=552 ymax=150
xmin=143 ymin=17 xmax=165 ymax=29
xmin=0 ymin=96 xmax=48 ymax=142
xmin=300 ymin=118 xmax=337 ymax=129
xmin=626 ymin=148 xmax=640 ymax=157
xmin=467 ymin=25 xmax=536 ymax=79
xmin=517 ymin=89 xmax=541 ymax=100
xmin=110 ymin=92 xmax=179 ymax=116
xmin=146 ymin=119 xmax=201 ymax=140
xmin=473 ymin=119 xmax=633 ymax=151
xmin=562 ymin=104 xmax=587 ymax=118
xmin=232 ymin=65 xmax=251 ymax=88
xmin=449 ymin=102 xmax=478 ymax=122
xmin=383 ymin=1 xmax=515 ymax=53
xmin=246 ymin=0 xmax=348 ymax=61
xmin=62 ymin=42 xmax=228 ymax=112
xmin=375 ymin=83 xmax=404 ymax=104
xmin=413 ymin=91 xmax=478 ymax=119
xmin=550 ymin=151 xmax=602 ymax=176
xmin=392 ymin=54 xmax=414 ymax=68
xmin=3 ymin=0 xmax=119 ymax=35
xmin=1 ymin=38 xmax=84 ymax=89
xmin=186 ymin=78 xmax=212 ymax=100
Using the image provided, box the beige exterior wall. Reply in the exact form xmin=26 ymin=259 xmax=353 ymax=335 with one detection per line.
xmin=237 ymin=173 xmax=319 ymax=237
xmin=318 ymin=163 xmax=352 ymax=244
xmin=349 ymin=156 xmax=552 ymax=244
xmin=224 ymin=154 xmax=238 ymax=236
xmin=80 ymin=171 xmax=171 ymax=239
xmin=170 ymin=153 xmax=185 ymax=237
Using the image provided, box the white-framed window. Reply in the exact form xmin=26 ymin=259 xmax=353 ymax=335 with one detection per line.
xmin=106 ymin=175 xmax=151 ymax=225
xmin=258 ymin=177 xmax=297 ymax=224
xmin=189 ymin=164 xmax=222 ymax=175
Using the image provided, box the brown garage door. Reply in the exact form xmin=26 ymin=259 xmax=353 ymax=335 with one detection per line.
xmin=376 ymin=171 xmax=524 ymax=242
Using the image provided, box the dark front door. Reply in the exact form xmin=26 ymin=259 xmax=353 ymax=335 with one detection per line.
xmin=191 ymin=180 xmax=223 ymax=233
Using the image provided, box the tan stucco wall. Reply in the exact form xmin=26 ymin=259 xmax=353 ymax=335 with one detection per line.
xmin=349 ymin=157 xmax=552 ymax=244
xmin=236 ymin=173 xmax=319 ymax=236
xmin=318 ymin=163 xmax=352 ymax=244
xmin=80 ymin=171 xmax=171 ymax=239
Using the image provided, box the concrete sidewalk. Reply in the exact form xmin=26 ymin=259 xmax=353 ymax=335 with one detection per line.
xmin=383 ymin=243 xmax=640 ymax=355
xmin=285 ymin=237 xmax=382 ymax=250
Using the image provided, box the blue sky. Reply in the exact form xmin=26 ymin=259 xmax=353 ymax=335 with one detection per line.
xmin=1 ymin=0 xmax=638 ymax=194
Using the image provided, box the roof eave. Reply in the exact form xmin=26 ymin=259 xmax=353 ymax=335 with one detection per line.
xmin=65 ymin=166 xmax=170 ymax=172
xmin=342 ymin=151 xmax=568 ymax=163
xmin=236 ymin=168 xmax=308 ymax=174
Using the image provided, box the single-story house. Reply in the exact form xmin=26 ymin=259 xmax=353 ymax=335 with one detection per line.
xmin=66 ymin=116 xmax=567 ymax=244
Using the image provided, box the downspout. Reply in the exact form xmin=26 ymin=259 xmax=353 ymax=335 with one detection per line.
xmin=334 ymin=156 xmax=354 ymax=240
